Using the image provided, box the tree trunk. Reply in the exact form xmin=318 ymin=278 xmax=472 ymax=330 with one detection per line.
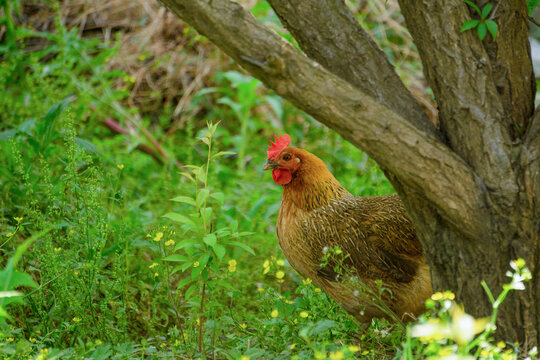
xmin=158 ymin=0 xmax=540 ymax=347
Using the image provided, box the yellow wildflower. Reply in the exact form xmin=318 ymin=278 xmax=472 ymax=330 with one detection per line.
xmin=240 ymin=323 xmax=247 ymax=329
xmin=299 ymin=311 xmax=308 ymax=318
xmin=154 ymin=272 xmax=159 ymax=277
xmin=289 ymin=343 xmax=296 ymax=350
xmin=165 ymin=240 xmax=175 ymax=247
xmin=271 ymin=309 xmax=279 ymax=318
xmin=117 ymin=164 xmax=124 ymax=170
xmin=335 ymin=249 xmax=342 ymax=255
xmin=54 ymin=247 xmax=61 ymax=252
xmin=438 ymin=347 xmax=453 ymax=356
xmin=149 ymin=262 xmax=159 ymax=269
xmin=228 ymin=262 xmax=237 ymax=273
xmin=240 ymin=356 xmax=250 ymax=360
xmin=302 ymin=278 xmax=312 ymax=285
xmin=347 ymin=345 xmax=359 ymax=352
xmin=263 ymin=260 xmax=270 ymax=268
xmin=29 ymin=338 xmax=37 ymax=343
xmin=5 ymin=232 xmax=13 ymax=237
xmin=229 ymin=259 xmax=237 ymax=267
xmin=276 ymin=259 xmax=285 ymax=266
xmin=6 ymin=338 xmax=13 ymax=342
xmin=69 ymin=229 xmax=75 ymax=235
xmin=314 ymin=352 xmax=326 ymax=360
xmin=314 ymin=288 xmax=321 ymax=293
xmin=193 ymin=261 xmax=200 ymax=268
xmin=14 ymin=217 xmax=23 ymax=222
xmin=275 ymin=271 xmax=285 ymax=279
xmin=72 ymin=317 xmax=81 ymax=323
xmin=257 ymin=287 xmax=264 ymax=293
xmin=174 ymin=339 xmax=181 ymax=346
xmin=431 ymin=292 xmax=443 ymax=301
xmin=153 ymin=232 xmax=163 ymax=241
xmin=329 ymin=351 xmax=344 ymax=360
xmin=95 ymin=339 xmax=103 ymax=345
xmin=444 ymin=291 xmax=456 ymax=300
xmin=497 ymin=341 xmax=506 ymax=349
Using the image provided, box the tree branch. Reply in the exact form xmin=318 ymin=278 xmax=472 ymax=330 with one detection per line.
xmin=398 ymin=0 xmax=518 ymax=208
xmin=266 ymin=0 xmax=442 ymax=141
xmin=159 ymin=0 xmax=487 ymax=237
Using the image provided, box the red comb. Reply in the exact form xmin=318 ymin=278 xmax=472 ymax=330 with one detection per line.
xmin=267 ymin=134 xmax=291 ymax=160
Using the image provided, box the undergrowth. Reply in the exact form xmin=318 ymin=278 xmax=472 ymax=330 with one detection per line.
xmin=0 ymin=0 xmax=537 ymax=359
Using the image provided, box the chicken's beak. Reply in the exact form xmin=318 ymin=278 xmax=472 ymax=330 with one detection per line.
xmin=263 ymin=159 xmax=279 ymax=170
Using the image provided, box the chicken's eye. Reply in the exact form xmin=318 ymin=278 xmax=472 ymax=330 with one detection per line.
xmin=283 ymin=153 xmax=292 ymax=161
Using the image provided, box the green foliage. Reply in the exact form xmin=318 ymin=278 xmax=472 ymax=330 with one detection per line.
xmin=401 ymin=260 xmax=534 ymax=360
xmin=528 ymin=0 xmax=540 ymax=16
xmin=461 ymin=1 xmax=498 ymax=41
xmin=0 ymin=0 xmax=536 ymax=359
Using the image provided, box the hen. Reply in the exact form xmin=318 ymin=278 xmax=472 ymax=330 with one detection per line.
xmin=264 ymin=134 xmax=432 ymax=324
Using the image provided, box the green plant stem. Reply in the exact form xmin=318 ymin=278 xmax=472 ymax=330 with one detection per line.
xmin=199 ymin=281 xmax=207 ymax=354
xmin=198 ymin=130 xmax=212 ymax=354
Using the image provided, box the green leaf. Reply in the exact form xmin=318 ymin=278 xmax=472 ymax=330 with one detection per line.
xmin=38 ymin=96 xmax=74 ymax=152
xmin=208 ymin=279 xmax=235 ymax=291
xmin=171 ymin=265 xmax=185 ymax=275
xmin=200 ymin=207 xmax=213 ymax=220
xmin=163 ymin=213 xmax=195 ymax=227
xmin=310 ymin=319 xmax=338 ymax=336
xmin=461 ymin=19 xmax=479 ymax=32
xmin=481 ymin=3 xmax=492 ymax=19
xmin=184 ymin=283 xmax=198 ymax=300
xmin=162 ymin=254 xmax=191 ymax=263
xmin=464 ymin=0 xmax=481 ymax=15
xmin=170 ymin=196 xmax=196 ymax=206
xmin=198 ymin=253 xmax=210 ymax=268
xmin=477 ymin=22 xmax=487 ymax=40
xmin=485 ymin=19 xmax=498 ymax=38
xmin=75 ymin=137 xmax=99 ymax=155
xmin=211 ymin=151 xmax=235 ymax=159
xmin=197 ymin=189 xmax=210 ymax=208
xmin=213 ymin=244 xmax=226 ymax=260
xmin=203 ymin=234 xmax=217 ymax=247
xmin=222 ymin=241 xmax=255 ymax=255
xmin=209 ymin=192 xmax=225 ymax=206
xmin=177 ymin=262 xmax=193 ymax=273
xmin=191 ymin=266 xmax=202 ymax=280
xmin=0 ymin=306 xmax=10 ymax=320
xmin=9 ymin=272 xmax=37 ymax=289
xmin=173 ymin=238 xmax=199 ymax=252
xmin=176 ymin=277 xmax=193 ymax=290
xmin=528 ymin=0 xmax=540 ymax=15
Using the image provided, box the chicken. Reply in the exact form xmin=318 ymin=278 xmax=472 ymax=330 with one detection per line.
xmin=264 ymin=134 xmax=432 ymax=324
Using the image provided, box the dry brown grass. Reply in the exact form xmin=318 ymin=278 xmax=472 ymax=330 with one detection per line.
xmin=20 ymin=0 xmax=230 ymax=127
xmin=15 ymin=0 xmax=434 ymax=126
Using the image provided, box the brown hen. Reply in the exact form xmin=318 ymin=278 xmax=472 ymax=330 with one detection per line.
xmin=264 ymin=134 xmax=432 ymax=324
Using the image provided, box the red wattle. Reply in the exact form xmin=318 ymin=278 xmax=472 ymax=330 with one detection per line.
xmin=272 ymin=168 xmax=292 ymax=186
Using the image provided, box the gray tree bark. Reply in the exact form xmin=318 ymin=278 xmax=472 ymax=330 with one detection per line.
xmin=158 ymin=0 xmax=540 ymax=347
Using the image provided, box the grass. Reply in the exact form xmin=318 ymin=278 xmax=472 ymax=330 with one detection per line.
xmin=0 ymin=1 xmax=536 ymax=359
